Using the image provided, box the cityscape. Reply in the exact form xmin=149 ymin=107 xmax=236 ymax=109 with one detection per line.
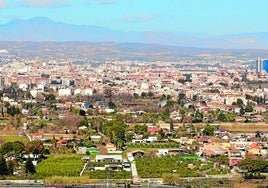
xmin=0 ymin=1 xmax=268 ymax=188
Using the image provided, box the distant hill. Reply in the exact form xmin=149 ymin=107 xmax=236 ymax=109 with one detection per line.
xmin=1 ymin=41 xmax=268 ymax=62
xmin=0 ymin=17 xmax=268 ymax=49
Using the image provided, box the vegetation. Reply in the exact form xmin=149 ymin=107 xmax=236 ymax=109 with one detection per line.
xmin=84 ymin=170 xmax=132 ymax=179
xmin=25 ymin=157 xmax=36 ymax=174
xmin=32 ymin=155 xmax=84 ymax=179
xmin=162 ymin=173 xmax=180 ymax=185
xmin=43 ymin=176 xmax=101 ymax=185
xmin=126 ymin=142 xmax=180 ymax=149
xmin=0 ymin=136 xmax=28 ymax=144
xmin=136 ymin=156 xmax=200 ymax=178
xmin=243 ymin=172 xmax=266 ymax=179
xmin=0 ymin=66 xmax=267 ymax=187
xmin=238 ymin=158 xmax=268 ymax=173
xmin=0 ymin=154 xmax=8 ymax=176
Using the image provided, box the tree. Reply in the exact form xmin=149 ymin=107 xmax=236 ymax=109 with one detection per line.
xmin=133 ymin=93 xmax=139 ymax=99
xmin=236 ymin=98 xmax=243 ymax=107
xmin=240 ymin=108 xmax=245 ymax=115
xmin=79 ymin=109 xmax=86 ymax=116
xmin=25 ymin=157 xmax=36 ymax=174
xmin=25 ymin=91 xmax=32 ymax=99
xmin=170 ymin=120 xmax=174 ymax=132
xmin=245 ymin=105 xmax=253 ymax=112
xmin=44 ymin=93 xmax=56 ymax=103
xmin=125 ymin=131 xmax=134 ymax=142
xmin=148 ymin=91 xmax=154 ymax=98
xmin=141 ymin=92 xmax=147 ymax=98
xmin=107 ymin=124 xmax=126 ymax=148
xmin=87 ymin=129 xmax=97 ymax=137
xmin=0 ymin=142 xmax=13 ymax=155
xmin=166 ymin=95 xmax=171 ymax=100
xmin=178 ymin=93 xmax=186 ymax=106
xmin=103 ymin=119 xmax=126 ymax=148
xmin=203 ymin=124 xmax=215 ymax=136
xmin=134 ymin=124 xmax=147 ymax=135
xmin=0 ymin=154 xmax=8 ymax=175
xmin=238 ymin=158 xmax=268 ymax=172
xmin=25 ymin=140 xmax=44 ymax=154
xmin=179 ymin=109 xmax=186 ymax=116
xmin=245 ymin=94 xmax=251 ymax=100
xmin=193 ymin=110 xmax=203 ymax=123
xmin=217 ymin=112 xmax=226 ymax=122
xmin=213 ymin=155 xmax=229 ymax=165
xmin=108 ymin=102 xmax=116 ymax=109
xmin=7 ymin=161 xmax=14 ymax=175
xmin=12 ymin=141 xmax=25 ymax=155
xmin=79 ymin=118 xmax=88 ymax=127
xmin=7 ymin=106 xmax=20 ymax=116
xmin=165 ymin=100 xmax=177 ymax=108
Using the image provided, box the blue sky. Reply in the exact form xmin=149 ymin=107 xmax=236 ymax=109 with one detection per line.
xmin=0 ymin=0 xmax=267 ymax=35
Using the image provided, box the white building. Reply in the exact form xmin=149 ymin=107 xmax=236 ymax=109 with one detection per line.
xmin=58 ymin=88 xmax=72 ymax=97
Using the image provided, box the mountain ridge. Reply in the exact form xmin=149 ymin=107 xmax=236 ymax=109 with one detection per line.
xmin=0 ymin=17 xmax=268 ymax=49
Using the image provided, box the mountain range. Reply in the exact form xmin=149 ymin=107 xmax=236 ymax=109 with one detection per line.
xmin=0 ymin=17 xmax=268 ymax=49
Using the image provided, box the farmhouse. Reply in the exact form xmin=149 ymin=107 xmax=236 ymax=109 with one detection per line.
xmin=95 ymin=155 xmax=123 ymax=163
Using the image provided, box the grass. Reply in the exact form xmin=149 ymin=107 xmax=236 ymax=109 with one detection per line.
xmin=0 ymin=118 xmax=8 ymax=123
xmin=44 ymin=176 xmax=102 ymax=185
xmin=0 ymin=135 xmax=29 ymax=143
xmin=84 ymin=170 xmax=132 ymax=179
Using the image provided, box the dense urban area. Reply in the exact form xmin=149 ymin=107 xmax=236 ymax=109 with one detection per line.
xmin=0 ymin=42 xmax=267 ymax=188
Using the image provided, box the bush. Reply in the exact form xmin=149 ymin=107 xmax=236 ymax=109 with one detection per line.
xmin=243 ymin=172 xmax=266 ymax=179
xmin=207 ymin=169 xmax=220 ymax=175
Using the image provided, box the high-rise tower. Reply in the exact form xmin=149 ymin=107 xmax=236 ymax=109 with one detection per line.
xmin=257 ymin=57 xmax=263 ymax=73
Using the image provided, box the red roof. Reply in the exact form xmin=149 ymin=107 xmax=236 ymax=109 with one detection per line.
xmin=147 ymin=127 xmax=160 ymax=134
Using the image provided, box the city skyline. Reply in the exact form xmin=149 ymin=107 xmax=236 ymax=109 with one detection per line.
xmin=0 ymin=0 xmax=268 ymax=35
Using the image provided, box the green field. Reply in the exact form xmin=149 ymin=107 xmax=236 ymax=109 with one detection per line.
xmin=84 ymin=170 xmax=132 ymax=179
xmin=136 ymin=156 xmax=199 ymax=178
xmin=0 ymin=135 xmax=28 ymax=143
xmin=135 ymin=155 xmax=229 ymax=178
xmin=32 ymin=154 xmax=85 ymax=179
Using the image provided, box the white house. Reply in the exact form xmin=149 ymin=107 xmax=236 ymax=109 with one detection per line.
xmin=58 ymin=88 xmax=72 ymax=97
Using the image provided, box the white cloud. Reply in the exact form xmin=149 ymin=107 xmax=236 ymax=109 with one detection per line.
xmin=123 ymin=14 xmax=163 ymax=22
xmin=81 ymin=0 xmax=90 ymax=4
xmin=17 ymin=0 xmax=71 ymax=8
xmin=96 ymin=0 xmax=116 ymax=4
xmin=81 ymin=0 xmax=116 ymax=5
xmin=0 ymin=0 xmax=6 ymax=8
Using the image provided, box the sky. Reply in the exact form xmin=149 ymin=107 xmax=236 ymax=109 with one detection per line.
xmin=0 ymin=0 xmax=268 ymax=35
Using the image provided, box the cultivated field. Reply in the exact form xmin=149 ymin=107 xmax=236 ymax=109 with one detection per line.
xmin=32 ymin=154 xmax=84 ymax=179
xmin=219 ymin=123 xmax=268 ymax=133
xmin=191 ymin=122 xmax=268 ymax=133
xmin=0 ymin=135 xmax=28 ymax=143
